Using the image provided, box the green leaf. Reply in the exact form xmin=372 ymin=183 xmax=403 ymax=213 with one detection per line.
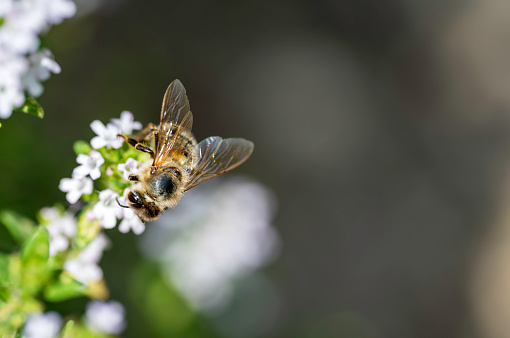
xmin=73 ymin=140 xmax=92 ymax=156
xmin=15 ymin=97 xmax=44 ymax=118
xmin=0 ymin=254 xmax=9 ymax=301
xmin=0 ymin=254 xmax=9 ymax=283
xmin=61 ymin=320 xmax=75 ymax=338
xmin=44 ymin=275 xmax=86 ymax=301
xmin=21 ymin=226 xmax=49 ymax=264
xmin=0 ymin=210 xmax=36 ymax=244
xmin=20 ymin=227 xmax=50 ymax=295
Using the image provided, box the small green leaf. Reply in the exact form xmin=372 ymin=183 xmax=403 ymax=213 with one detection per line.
xmin=0 ymin=254 xmax=9 ymax=283
xmin=61 ymin=320 xmax=75 ymax=338
xmin=0 ymin=210 xmax=36 ymax=244
xmin=21 ymin=227 xmax=50 ymax=295
xmin=16 ymin=97 xmax=44 ymax=118
xmin=44 ymin=275 xmax=86 ymax=301
xmin=21 ymin=226 xmax=49 ymax=264
xmin=73 ymin=140 xmax=92 ymax=156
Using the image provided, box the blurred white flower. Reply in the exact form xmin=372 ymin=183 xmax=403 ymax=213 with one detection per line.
xmin=22 ymin=49 xmax=61 ymax=97
xmin=22 ymin=311 xmax=62 ymax=338
xmin=64 ymin=233 xmax=109 ymax=285
xmin=90 ymin=120 xmax=124 ymax=149
xmin=0 ymin=0 xmax=75 ymax=119
xmin=40 ymin=207 xmax=77 ymax=256
xmin=72 ymin=150 xmax=104 ymax=180
xmin=59 ymin=176 xmax=93 ymax=204
xmin=111 ymin=110 xmax=143 ymax=135
xmin=119 ymin=208 xmax=145 ymax=235
xmin=141 ymin=177 xmax=279 ymax=312
xmin=0 ymin=82 xmax=25 ymax=118
xmin=117 ymin=158 xmax=139 ymax=180
xmin=85 ymin=300 xmax=126 ymax=335
xmin=91 ymin=189 xmax=123 ymax=229
xmin=42 ymin=0 xmax=77 ymax=25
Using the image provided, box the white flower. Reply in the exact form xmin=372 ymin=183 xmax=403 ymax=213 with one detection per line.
xmin=22 ymin=311 xmax=62 ymax=338
xmin=119 ymin=208 xmax=145 ymax=235
xmin=0 ymin=0 xmax=76 ymax=119
xmin=59 ymin=176 xmax=93 ymax=204
xmin=91 ymin=189 xmax=123 ymax=229
xmin=72 ymin=150 xmax=104 ymax=180
xmin=40 ymin=207 xmax=77 ymax=256
xmin=85 ymin=301 xmax=126 ymax=335
xmin=0 ymin=84 xmax=25 ymax=119
xmin=64 ymin=258 xmax=103 ymax=285
xmin=64 ymin=233 xmax=109 ymax=285
xmin=117 ymin=158 xmax=138 ymax=180
xmin=111 ymin=110 xmax=142 ymax=135
xmin=141 ymin=177 xmax=279 ymax=312
xmin=0 ymin=20 xmax=39 ymax=55
xmin=43 ymin=0 xmax=77 ymax=25
xmin=90 ymin=120 xmax=123 ymax=149
xmin=22 ymin=49 xmax=61 ymax=97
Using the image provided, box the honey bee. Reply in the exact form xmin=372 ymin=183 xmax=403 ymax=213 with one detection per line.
xmin=118 ymin=79 xmax=254 ymax=222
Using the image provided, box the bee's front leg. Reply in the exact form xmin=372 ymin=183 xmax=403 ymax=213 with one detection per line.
xmin=118 ymin=134 xmax=155 ymax=157
xmin=128 ymin=174 xmax=140 ymax=182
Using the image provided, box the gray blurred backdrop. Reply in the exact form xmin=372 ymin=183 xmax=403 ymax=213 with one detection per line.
xmin=2 ymin=0 xmax=510 ymax=337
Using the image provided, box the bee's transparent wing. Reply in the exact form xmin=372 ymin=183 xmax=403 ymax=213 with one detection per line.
xmin=185 ymin=136 xmax=254 ymax=190
xmin=153 ymin=79 xmax=193 ymax=166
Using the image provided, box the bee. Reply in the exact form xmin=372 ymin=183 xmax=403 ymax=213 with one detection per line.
xmin=118 ymin=79 xmax=254 ymax=222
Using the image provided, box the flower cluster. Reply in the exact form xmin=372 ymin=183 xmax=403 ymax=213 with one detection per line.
xmin=51 ymin=111 xmax=149 ymax=285
xmin=22 ymin=301 xmax=126 ymax=338
xmin=0 ymin=0 xmax=76 ymax=119
xmin=59 ymin=111 xmax=146 ymax=233
xmin=140 ymin=177 xmax=280 ymax=312
xmin=0 ymin=111 xmax=148 ymax=335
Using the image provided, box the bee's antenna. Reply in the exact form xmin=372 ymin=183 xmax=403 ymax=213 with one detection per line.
xmin=116 ymin=197 xmax=129 ymax=208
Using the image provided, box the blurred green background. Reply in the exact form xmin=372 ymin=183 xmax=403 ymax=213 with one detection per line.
xmin=3 ymin=0 xmax=510 ymax=337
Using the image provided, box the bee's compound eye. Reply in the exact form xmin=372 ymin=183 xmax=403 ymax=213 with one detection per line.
xmin=127 ymin=191 xmax=142 ymax=206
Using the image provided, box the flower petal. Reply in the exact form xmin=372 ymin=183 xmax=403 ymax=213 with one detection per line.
xmin=66 ymin=190 xmax=81 ymax=204
xmin=90 ymin=136 xmax=106 ymax=149
xmin=90 ymin=120 xmax=106 ymax=135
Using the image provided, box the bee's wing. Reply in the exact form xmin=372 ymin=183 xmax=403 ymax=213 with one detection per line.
xmin=153 ymin=79 xmax=193 ymax=166
xmin=185 ymin=136 xmax=254 ymax=190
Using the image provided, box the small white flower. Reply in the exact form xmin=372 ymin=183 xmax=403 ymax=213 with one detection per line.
xmin=0 ymin=84 xmax=25 ymax=119
xmin=90 ymin=120 xmax=123 ymax=149
xmin=79 ymin=232 xmax=109 ymax=263
xmin=22 ymin=49 xmax=61 ymax=97
xmin=72 ymin=150 xmax=104 ymax=180
xmin=85 ymin=300 xmax=126 ymax=335
xmin=91 ymin=189 xmax=123 ymax=229
xmin=64 ymin=258 xmax=103 ymax=285
xmin=43 ymin=0 xmax=77 ymax=25
xmin=111 ymin=110 xmax=142 ymax=135
xmin=22 ymin=311 xmax=62 ymax=338
xmin=41 ymin=207 xmax=77 ymax=256
xmin=0 ymin=21 xmax=39 ymax=55
xmin=59 ymin=176 xmax=93 ymax=204
xmin=117 ymin=158 xmax=139 ymax=180
xmin=119 ymin=208 xmax=145 ymax=235
xmin=64 ymin=233 xmax=109 ymax=285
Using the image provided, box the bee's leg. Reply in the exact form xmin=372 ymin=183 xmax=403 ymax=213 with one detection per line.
xmin=128 ymin=174 xmax=140 ymax=182
xmin=118 ymin=134 xmax=155 ymax=157
xmin=135 ymin=123 xmax=158 ymax=143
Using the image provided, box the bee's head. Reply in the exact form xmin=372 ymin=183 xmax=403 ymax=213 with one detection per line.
xmin=126 ymin=190 xmax=161 ymax=223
